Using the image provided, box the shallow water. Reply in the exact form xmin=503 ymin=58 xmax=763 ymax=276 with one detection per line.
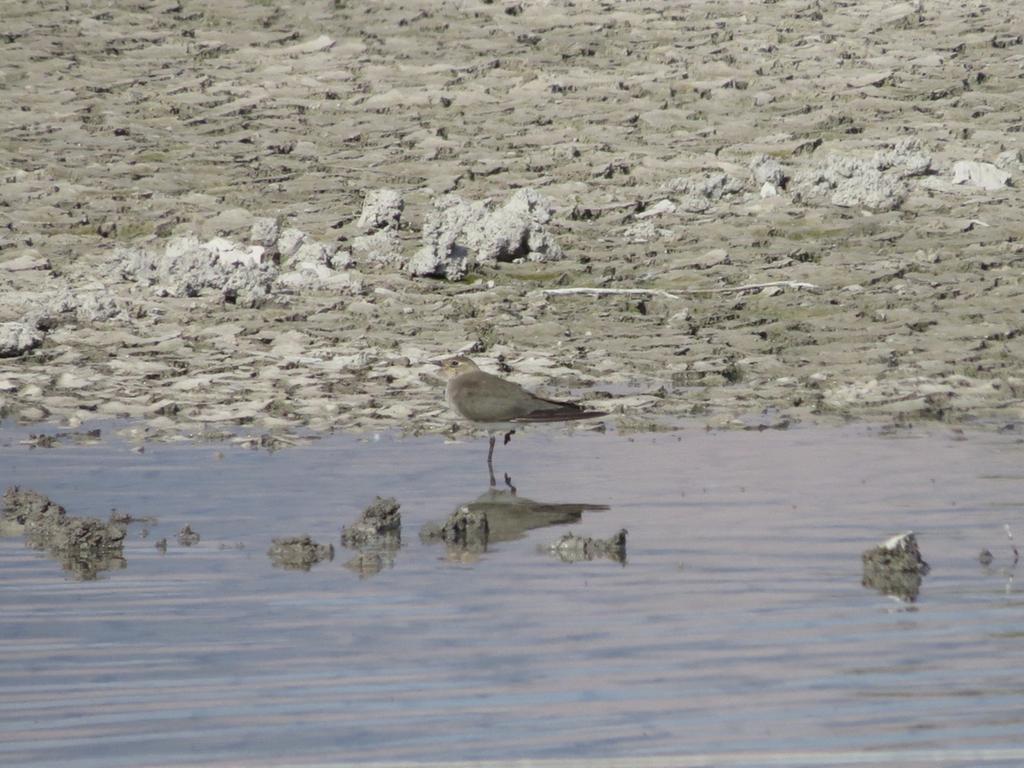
xmin=2 ymin=423 xmax=1023 ymax=768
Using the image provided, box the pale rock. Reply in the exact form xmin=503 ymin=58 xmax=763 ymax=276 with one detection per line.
xmin=952 ymin=161 xmax=1012 ymax=190
xmin=55 ymin=371 xmax=94 ymax=390
xmin=693 ymin=248 xmax=731 ymax=269
xmin=410 ymin=188 xmax=563 ymax=280
xmin=663 ymin=172 xmax=746 ymax=205
xmin=622 ymin=220 xmax=659 ymax=243
xmin=290 ymin=239 xmax=337 ymax=268
xmin=995 ymin=149 xmax=1023 ymax=171
xmin=793 ymin=155 xmax=908 ymax=211
xmin=276 ymin=228 xmax=308 ymax=260
xmin=0 ymin=322 xmax=43 ymax=358
xmin=634 ymin=198 xmax=677 ymax=219
xmin=205 ymin=237 xmax=269 ymax=268
xmin=29 ymin=287 xmax=127 ymax=329
xmin=319 ymin=351 xmax=373 ymax=371
xmin=750 ymin=154 xmax=787 ymax=187
xmin=281 ymin=34 xmax=335 ymax=55
xmin=862 ymin=2 xmax=921 ymax=33
xmin=275 ymin=232 xmax=357 ymax=291
xmin=250 ymin=217 xmax=281 ymax=250
xmin=873 ymin=138 xmax=932 ymax=176
xmin=357 ymin=189 xmax=404 ymax=232
xmin=119 ymin=235 xmax=278 ymax=306
xmin=408 ymin=195 xmax=482 ymax=281
xmin=468 ymin=187 xmax=563 ymax=266
xmin=275 ymin=265 xmax=362 ymax=293
xmin=846 ymin=70 xmax=894 ymax=89
xmin=831 ymin=169 xmax=907 ymax=211
xmin=1 ymin=251 xmax=51 ymax=272
xmin=353 ymin=228 xmax=405 ymax=268
xmin=679 ymin=194 xmax=713 ymax=213
xmin=666 ymin=310 xmax=691 ymax=326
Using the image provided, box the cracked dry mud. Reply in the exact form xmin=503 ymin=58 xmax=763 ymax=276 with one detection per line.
xmin=2 ymin=0 xmax=1023 ymax=445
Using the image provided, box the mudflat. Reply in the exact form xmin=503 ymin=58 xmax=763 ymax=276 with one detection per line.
xmin=2 ymin=0 xmax=1023 ymax=441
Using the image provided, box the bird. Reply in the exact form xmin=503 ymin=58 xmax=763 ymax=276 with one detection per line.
xmin=434 ymin=355 xmax=606 ymax=483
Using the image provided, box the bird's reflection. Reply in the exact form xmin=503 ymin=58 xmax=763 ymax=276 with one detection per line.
xmin=421 ymin=476 xmax=609 ymax=562
xmin=467 ymin=485 xmax=610 ymax=544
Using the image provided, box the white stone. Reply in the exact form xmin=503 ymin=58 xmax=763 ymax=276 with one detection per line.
xmin=353 ymin=228 xmax=404 ymax=268
xmin=0 ymin=322 xmax=43 ymax=358
xmin=751 ymin=154 xmax=787 ymax=186
xmin=1 ymin=251 xmax=50 ymax=271
xmin=635 ymin=198 xmax=677 ymax=219
xmin=952 ymin=161 xmax=1012 ymax=191
xmin=357 ymin=189 xmax=404 ymax=232
xmin=276 ymin=228 xmax=308 ymax=260
xmin=250 ymin=217 xmax=281 ymax=249
xmin=206 ymin=237 xmax=268 ymax=268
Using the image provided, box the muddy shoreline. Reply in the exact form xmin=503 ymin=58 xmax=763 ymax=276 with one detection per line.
xmin=2 ymin=0 xmax=1022 ymax=444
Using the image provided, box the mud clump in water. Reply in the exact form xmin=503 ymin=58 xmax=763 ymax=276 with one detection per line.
xmin=267 ymin=535 xmax=334 ymax=571
xmin=177 ymin=524 xmax=201 ymax=546
xmin=546 ymin=529 xmax=627 ymax=564
xmin=862 ymin=531 xmax=930 ymax=601
xmin=421 ymin=506 xmax=490 ymax=554
xmin=2 ymin=486 xmax=127 ymax=580
xmin=21 ymin=430 xmax=103 ymax=449
xmin=340 ymin=497 xmax=401 ymax=577
xmin=341 ymin=496 xmax=401 ymax=546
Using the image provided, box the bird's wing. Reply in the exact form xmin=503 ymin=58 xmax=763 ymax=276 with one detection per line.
xmin=511 ymin=393 xmax=607 ymax=422
xmin=451 ymin=371 xmax=607 ymax=422
xmin=449 ymin=372 xmax=541 ymax=421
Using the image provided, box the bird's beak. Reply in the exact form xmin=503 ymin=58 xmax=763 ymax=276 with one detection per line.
xmin=428 ymin=359 xmax=445 ymax=368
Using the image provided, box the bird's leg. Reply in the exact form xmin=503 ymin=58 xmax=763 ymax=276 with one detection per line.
xmin=504 ymin=472 xmax=517 ymax=495
xmin=487 ymin=434 xmax=497 ymax=487
xmin=503 ymin=429 xmax=516 ymax=446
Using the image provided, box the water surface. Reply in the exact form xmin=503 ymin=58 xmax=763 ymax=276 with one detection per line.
xmin=2 ymin=423 xmax=1023 ymax=767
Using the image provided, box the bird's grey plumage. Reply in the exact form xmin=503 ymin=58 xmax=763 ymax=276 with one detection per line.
xmin=436 ymin=356 xmax=606 ymax=424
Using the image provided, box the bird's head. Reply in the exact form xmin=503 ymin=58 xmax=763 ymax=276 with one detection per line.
xmin=434 ymin=355 xmax=480 ymax=380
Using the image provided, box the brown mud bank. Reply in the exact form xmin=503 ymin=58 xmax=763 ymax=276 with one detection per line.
xmin=2 ymin=486 xmax=129 ymax=579
xmin=2 ymin=0 xmax=1023 ymax=444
